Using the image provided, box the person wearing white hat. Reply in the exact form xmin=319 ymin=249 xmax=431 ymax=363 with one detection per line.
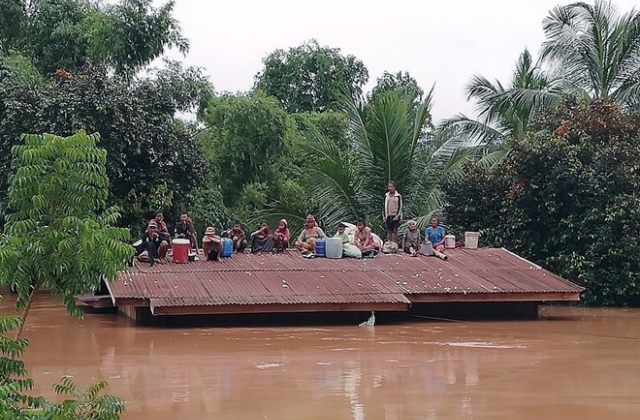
xmin=202 ymin=226 xmax=223 ymax=261
xmin=402 ymin=220 xmax=421 ymax=257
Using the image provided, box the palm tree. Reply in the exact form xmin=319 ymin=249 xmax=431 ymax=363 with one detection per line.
xmin=443 ymin=49 xmax=561 ymax=148
xmin=267 ymin=87 xmax=470 ymax=233
xmin=500 ymin=1 xmax=640 ymax=113
xmin=540 ymin=0 xmax=640 ymax=107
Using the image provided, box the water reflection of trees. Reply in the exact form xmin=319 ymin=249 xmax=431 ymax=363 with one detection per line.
xmin=13 ymin=299 xmax=559 ymax=419
xmin=12 ymin=299 xmax=640 ymax=419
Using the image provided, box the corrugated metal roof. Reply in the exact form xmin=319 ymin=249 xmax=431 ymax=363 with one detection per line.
xmin=109 ymin=248 xmax=583 ymax=309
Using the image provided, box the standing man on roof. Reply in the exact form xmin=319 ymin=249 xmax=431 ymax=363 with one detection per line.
xmin=382 ymin=181 xmax=402 ymax=244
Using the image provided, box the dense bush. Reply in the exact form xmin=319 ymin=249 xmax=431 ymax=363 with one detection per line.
xmin=443 ymin=101 xmax=640 ymax=306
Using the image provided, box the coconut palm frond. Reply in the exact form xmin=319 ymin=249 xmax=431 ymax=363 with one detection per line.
xmin=357 ymin=89 xmax=429 ymax=206
xmin=338 ymin=85 xmax=369 ymax=155
xmin=412 ymin=188 xmax=445 ymax=230
xmin=261 ymin=201 xmax=310 ymax=236
xmin=440 ymin=115 xmax=507 ymax=147
xmin=465 ymin=75 xmax=508 ymax=123
xmin=300 ymin=131 xmax=361 ymax=227
xmin=412 ymin=83 xmax=436 ymax=139
xmin=495 ymin=87 xmax=562 ymax=121
xmin=542 ymin=1 xmax=640 ymax=103
xmin=477 ymin=146 xmax=510 ymax=169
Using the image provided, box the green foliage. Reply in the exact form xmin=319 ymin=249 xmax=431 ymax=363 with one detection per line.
xmin=283 ymin=87 xmax=469 ymax=234
xmin=0 ymin=315 xmax=39 ymax=419
xmin=443 ymin=49 xmax=562 ymax=147
xmin=90 ymin=0 xmax=189 ymax=77
xmin=0 ymin=131 xmax=133 ymax=316
xmin=11 ymin=0 xmax=187 ymax=76
xmin=0 ymin=311 xmax=125 ymax=419
xmin=485 ymin=1 xmax=640 ymax=119
xmin=182 ymin=183 xmax=231 ymax=236
xmin=254 ymin=39 xmax=369 ymax=113
xmin=541 ymin=0 xmax=640 ymax=106
xmin=0 ymin=52 xmax=44 ymax=87
xmin=443 ymin=100 xmax=640 ymax=306
xmin=0 ymin=1 xmax=24 ymax=53
xmin=0 ymin=64 xmax=210 ymax=228
xmin=442 ymin=162 xmax=510 ymax=244
xmin=293 ymin=111 xmax=350 ymax=151
xmin=369 ymin=71 xmax=424 ymax=104
xmin=48 ymin=376 xmax=126 ymax=420
xmin=200 ymin=92 xmax=295 ymax=210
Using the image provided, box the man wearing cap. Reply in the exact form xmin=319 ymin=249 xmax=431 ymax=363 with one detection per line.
xmin=202 ymin=226 xmax=223 ymax=261
xmin=139 ymin=220 xmax=169 ymax=266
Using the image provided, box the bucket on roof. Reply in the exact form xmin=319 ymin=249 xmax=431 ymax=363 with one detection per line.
xmin=221 ymin=238 xmax=233 ymax=257
xmin=420 ymin=241 xmax=434 ymax=256
xmin=465 ymin=232 xmax=480 ymax=249
xmin=315 ymin=238 xmax=326 ymax=257
xmin=444 ymin=235 xmax=456 ymax=249
xmin=172 ymin=239 xmax=190 ymax=263
xmin=325 ymin=238 xmax=342 ymax=259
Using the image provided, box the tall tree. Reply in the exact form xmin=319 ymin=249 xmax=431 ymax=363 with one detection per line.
xmin=0 ymin=131 xmax=133 ymax=338
xmin=269 ymin=88 xmax=468 ymax=232
xmin=9 ymin=0 xmax=188 ymax=76
xmin=0 ymin=0 xmax=24 ymax=53
xmin=254 ymin=39 xmax=369 ymax=113
xmin=368 ymin=71 xmax=424 ymax=103
xmin=498 ymin=1 xmax=640 ymax=114
xmin=541 ymin=0 xmax=640 ymax=106
xmin=443 ymin=100 xmax=640 ymax=306
xmin=0 ymin=64 xmax=210 ymax=229
xmin=444 ymin=49 xmax=561 ymax=147
xmin=199 ymin=92 xmax=295 ymax=211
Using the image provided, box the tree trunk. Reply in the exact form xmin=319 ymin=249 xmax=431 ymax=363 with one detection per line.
xmin=15 ymin=282 xmax=40 ymax=341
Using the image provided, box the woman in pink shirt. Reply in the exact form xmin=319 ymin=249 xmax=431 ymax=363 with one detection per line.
xmin=273 ymin=219 xmax=290 ymax=252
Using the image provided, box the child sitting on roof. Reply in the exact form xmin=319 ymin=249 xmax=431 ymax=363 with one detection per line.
xmin=335 ymin=223 xmax=362 ymax=259
xmin=273 ymin=219 xmax=290 ymax=253
xmin=228 ymin=220 xmax=248 ymax=253
xmin=354 ymin=219 xmax=379 ymax=258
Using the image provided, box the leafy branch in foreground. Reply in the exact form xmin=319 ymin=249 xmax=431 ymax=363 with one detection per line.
xmin=0 ymin=130 xmax=133 ymax=339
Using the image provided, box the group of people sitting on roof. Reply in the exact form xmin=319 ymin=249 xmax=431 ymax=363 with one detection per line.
xmin=134 ymin=212 xmax=295 ymax=265
xmin=133 ymin=181 xmax=450 ymax=265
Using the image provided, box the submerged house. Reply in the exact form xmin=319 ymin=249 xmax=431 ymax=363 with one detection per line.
xmin=80 ymin=248 xmax=583 ymax=324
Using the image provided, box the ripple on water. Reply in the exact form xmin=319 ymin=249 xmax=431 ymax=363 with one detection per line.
xmin=255 ymin=363 xmax=284 ymax=369
xmin=439 ymin=341 xmax=528 ymax=349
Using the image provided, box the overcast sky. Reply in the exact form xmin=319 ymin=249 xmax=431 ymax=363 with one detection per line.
xmin=157 ymin=0 xmax=638 ymax=122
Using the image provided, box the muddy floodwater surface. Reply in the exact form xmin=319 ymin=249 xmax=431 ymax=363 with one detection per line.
xmin=2 ymin=295 xmax=640 ymax=420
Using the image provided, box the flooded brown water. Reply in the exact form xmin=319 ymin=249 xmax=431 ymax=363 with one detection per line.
xmin=2 ymin=295 xmax=640 ymax=420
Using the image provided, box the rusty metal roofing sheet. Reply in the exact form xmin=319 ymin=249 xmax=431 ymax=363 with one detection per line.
xmin=109 ymin=248 xmax=584 ymax=307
